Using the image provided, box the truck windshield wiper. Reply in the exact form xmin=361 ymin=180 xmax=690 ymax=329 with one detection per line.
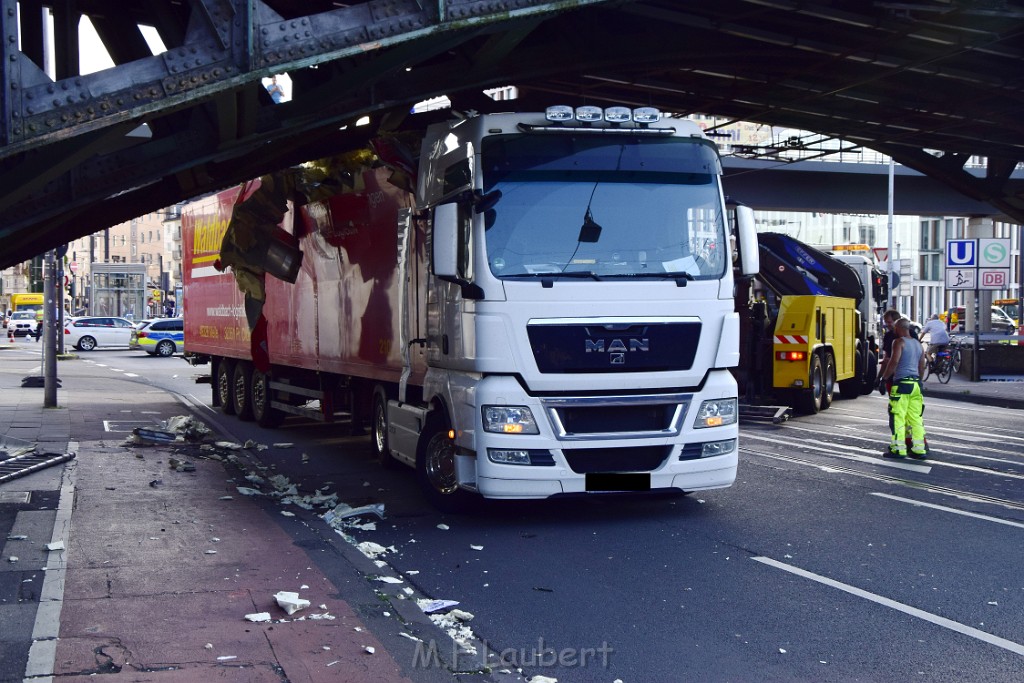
xmin=606 ymin=271 xmax=695 ymax=280
xmin=502 ymin=271 xmax=602 ymax=280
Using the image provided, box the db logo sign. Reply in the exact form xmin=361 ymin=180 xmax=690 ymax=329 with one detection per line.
xmin=981 ymin=270 xmax=1007 ymax=287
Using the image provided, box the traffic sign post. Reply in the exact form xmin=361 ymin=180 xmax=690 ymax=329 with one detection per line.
xmin=945 ymin=237 xmax=1012 ymax=382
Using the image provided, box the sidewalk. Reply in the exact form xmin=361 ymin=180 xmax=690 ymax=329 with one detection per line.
xmin=921 ymin=370 xmax=1024 ymax=411
xmin=0 ymin=346 xmax=481 ymax=683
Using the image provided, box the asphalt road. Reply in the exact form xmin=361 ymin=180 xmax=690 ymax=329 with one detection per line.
xmin=7 ymin=346 xmax=1024 ymax=682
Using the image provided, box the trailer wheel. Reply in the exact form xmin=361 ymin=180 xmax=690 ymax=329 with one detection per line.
xmin=372 ymin=387 xmax=398 ymax=469
xmin=797 ymin=354 xmax=824 ymax=414
xmin=232 ymin=362 xmax=254 ymax=421
xmin=251 ymin=369 xmax=284 ymax=428
xmin=416 ymin=415 xmax=475 ymax=513
xmin=215 ymin=360 xmax=236 ymax=415
xmin=820 ymin=351 xmax=836 ymax=410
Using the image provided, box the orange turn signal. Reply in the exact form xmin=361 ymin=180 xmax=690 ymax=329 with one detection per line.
xmin=776 ymin=351 xmax=806 ymax=361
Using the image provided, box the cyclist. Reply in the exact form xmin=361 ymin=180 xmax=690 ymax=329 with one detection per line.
xmin=920 ymin=313 xmax=950 ymax=370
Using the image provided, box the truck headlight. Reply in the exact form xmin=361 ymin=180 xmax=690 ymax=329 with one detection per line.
xmin=487 ymin=449 xmax=533 ymax=465
xmin=693 ymin=399 xmax=737 ymax=428
xmin=482 ymin=406 xmax=540 ymax=434
xmin=701 ymin=439 xmax=736 ymax=457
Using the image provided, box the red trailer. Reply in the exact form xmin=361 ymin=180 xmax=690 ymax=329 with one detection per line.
xmin=183 ymin=165 xmax=426 ymax=428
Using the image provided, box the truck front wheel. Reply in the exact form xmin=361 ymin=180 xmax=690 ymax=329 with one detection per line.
xmin=215 ymin=360 xmax=236 ymax=415
xmin=416 ymin=417 xmax=475 ymax=513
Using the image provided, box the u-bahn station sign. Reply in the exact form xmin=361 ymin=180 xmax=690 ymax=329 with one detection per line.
xmin=945 ymin=238 xmax=1012 ymax=290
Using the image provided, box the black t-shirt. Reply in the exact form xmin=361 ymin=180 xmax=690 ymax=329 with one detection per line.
xmin=881 ymin=329 xmax=895 ymax=361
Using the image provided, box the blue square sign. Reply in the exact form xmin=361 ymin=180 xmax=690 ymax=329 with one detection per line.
xmin=946 ymin=239 xmax=977 ymax=268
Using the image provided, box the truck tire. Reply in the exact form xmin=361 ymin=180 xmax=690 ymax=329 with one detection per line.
xmin=251 ymin=369 xmax=285 ymax=428
xmin=215 ymin=360 xmax=236 ymax=415
xmin=372 ymin=387 xmax=398 ymax=469
xmin=860 ymin=349 xmax=878 ymax=395
xmin=820 ymin=351 xmax=836 ymax=410
xmin=797 ymin=354 xmax=824 ymax=414
xmin=232 ymin=362 xmax=254 ymax=421
xmin=416 ymin=415 xmax=475 ymax=513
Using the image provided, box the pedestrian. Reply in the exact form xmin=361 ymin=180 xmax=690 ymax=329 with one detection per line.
xmin=265 ymin=76 xmax=285 ymax=104
xmin=877 ymin=308 xmax=901 ymax=392
xmin=878 ymin=318 xmax=927 ymax=459
xmin=919 ymin=312 xmax=950 ymax=367
xmin=33 ymin=319 xmax=42 ymax=342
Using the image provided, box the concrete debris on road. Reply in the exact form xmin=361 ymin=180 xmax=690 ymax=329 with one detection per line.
xmin=274 ymin=591 xmax=311 ymax=615
xmin=418 ymin=599 xmax=459 ymax=614
xmin=322 ymin=502 xmax=385 ymax=528
xmin=244 ymin=612 xmax=271 ymax=623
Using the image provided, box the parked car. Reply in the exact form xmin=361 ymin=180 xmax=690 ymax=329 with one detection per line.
xmin=8 ymin=310 xmax=37 ymax=337
xmin=131 ymin=318 xmax=184 ymax=356
xmin=64 ymin=316 xmax=136 ymax=350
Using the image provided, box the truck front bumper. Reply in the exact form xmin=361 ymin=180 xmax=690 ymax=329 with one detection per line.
xmin=451 ymin=370 xmax=739 ymax=500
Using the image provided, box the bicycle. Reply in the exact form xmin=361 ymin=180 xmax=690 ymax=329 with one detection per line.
xmin=921 ymin=345 xmax=953 ymax=383
xmin=949 ymin=336 xmax=965 ymax=374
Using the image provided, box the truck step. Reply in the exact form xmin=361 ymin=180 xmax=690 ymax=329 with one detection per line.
xmin=739 ymin=403 xmax=791 ymax=424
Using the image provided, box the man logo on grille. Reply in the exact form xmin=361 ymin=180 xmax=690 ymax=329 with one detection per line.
xmin=585 ymin=337 xmax=649 ymax=364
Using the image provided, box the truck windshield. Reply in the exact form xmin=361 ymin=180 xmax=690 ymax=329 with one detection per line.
xmin=480 ymin=133 xmax=726 ymax=280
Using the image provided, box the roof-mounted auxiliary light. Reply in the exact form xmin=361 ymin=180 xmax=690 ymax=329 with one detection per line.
xmin=575 ymin=105 xmax=603 ymax=122
xmin=545 ymin=105 xmax=574 ymax=122
xmin=632 ymin=107 xmax=662 ymax=123
xmin=604 ymin=106 xmax=632 ymax=123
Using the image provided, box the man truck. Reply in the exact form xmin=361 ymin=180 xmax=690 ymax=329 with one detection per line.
xmin=183 ymin=105 xmax=760 ymax=510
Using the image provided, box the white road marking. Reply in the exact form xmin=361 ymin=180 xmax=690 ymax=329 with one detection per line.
xmin=749 ymin=423 xmax=1019 ymax=466
xmin=123 ymin=372 xmax=139 ymax=377
xmin=752 ymin=556 xmax=1024 ymax=656
xmin=742 ymin=432 xmax=931 ymax=473
xmin=870 ymin=492 xmax=1024 ymax=529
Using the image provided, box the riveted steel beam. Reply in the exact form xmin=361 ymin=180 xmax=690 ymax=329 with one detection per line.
xmin=0 ymin=0 xmax=611 ymax=160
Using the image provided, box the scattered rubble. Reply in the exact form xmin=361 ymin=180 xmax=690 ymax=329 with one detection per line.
xmin=274 ymin=591 xmax=311 ymax=615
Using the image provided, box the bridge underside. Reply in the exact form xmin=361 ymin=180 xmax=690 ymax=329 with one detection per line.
xmin=2 ymin=0 xmax=1023 ymax=268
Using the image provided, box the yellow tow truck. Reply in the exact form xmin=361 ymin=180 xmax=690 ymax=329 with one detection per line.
xmin=736 ymin=233 xmax=885 ymax=414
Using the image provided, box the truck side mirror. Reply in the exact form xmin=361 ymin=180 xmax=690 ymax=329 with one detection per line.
xmin=734 ymin=205 xmax=759 ymax=277
xmin=432 ymin=202 xmax=459 ymax=279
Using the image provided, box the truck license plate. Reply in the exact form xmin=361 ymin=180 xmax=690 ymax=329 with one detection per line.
xmin=585 ymin=473 xmax=651 ymax=492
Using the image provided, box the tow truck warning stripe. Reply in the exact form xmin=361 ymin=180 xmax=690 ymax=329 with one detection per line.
xmin=774 ymin=335 xmax=808 ymax=344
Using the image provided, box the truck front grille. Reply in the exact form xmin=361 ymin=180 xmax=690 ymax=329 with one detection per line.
xmin=541 ymin=393 xmax=690 ymax=440
xmin=563 ymin=446 xmax=672 ymax=474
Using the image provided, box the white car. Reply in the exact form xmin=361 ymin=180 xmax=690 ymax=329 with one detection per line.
xmin=64 ymin=316 xmax=135 ymax=351
xmin=7 ymin=311 xmax=38 ymax=337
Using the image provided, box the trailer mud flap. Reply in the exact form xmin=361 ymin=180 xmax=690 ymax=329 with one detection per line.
xmin=585 ymin=472 xmax=651 ymax=492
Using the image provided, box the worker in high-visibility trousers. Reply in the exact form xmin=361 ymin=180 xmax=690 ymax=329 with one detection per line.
xmin=878 ymin=318 xmax=928 ymax=459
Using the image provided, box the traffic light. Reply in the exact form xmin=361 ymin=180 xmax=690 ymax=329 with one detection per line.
xmin=872 ymin=271 xmax=888 ymax=303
